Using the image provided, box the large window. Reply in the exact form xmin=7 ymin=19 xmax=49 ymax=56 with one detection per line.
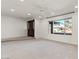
xmin=49 ymin=17 xmax=72 ymax=35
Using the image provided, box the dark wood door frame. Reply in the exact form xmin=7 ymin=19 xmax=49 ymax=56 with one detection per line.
xmin=27 ymin=20 xmax=35 ymax=37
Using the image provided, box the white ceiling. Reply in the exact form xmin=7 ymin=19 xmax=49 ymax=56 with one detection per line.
xmin=1 ymin=0 xmax=78 ymax=19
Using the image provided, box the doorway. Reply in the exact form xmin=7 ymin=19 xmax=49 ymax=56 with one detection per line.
xmin=27 ymin=20 xmax=34 ymax=37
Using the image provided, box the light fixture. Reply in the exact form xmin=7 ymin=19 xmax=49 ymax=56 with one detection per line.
xmin=27 ymin=13 xmax=31 ymax=15
xmin=51 ymin=12 xmax=55 ymax=15
xmin=39 ymin=16 xmax=42 ymax=18
xmin=75 ymin=6 xmax=78 ymax=8
xmin=20 ymin=0 xmax=24 ymax=2
xmin=10 ymin=9 xmax=15 ymax=12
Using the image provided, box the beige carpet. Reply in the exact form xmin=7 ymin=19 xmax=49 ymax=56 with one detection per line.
xmin=1 ymin=38 xmax=78 ymax=59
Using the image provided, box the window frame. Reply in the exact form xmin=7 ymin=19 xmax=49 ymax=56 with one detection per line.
xmin=49 ymin=17 xmax=72 ymax=35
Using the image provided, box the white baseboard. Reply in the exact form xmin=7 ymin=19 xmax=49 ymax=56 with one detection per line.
xmin=36 ymin=37 xmax=78 ymax=46
xmin=1 ymin=36 xmax=27 ymax=42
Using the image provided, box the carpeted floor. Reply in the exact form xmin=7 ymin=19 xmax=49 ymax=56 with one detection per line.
xmin=1 ymin=37 xmax=78 ymax=59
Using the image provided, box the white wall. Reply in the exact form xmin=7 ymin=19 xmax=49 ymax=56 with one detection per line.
xmin=35 ymin=12 xmax=78 ymax=45
xmin=1 ymin=16 xmax=27 ymax=39
xmin=35 ymin=19 xmax=42 ymax=38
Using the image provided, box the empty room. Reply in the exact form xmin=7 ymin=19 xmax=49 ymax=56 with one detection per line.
xmin=1 ymin=0 xmax=78 ymax=59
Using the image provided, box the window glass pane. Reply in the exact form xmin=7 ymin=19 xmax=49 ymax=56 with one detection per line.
xmin=65 ymin=19 xmax=72 ymax=34
xmin=53 ymin=19 xmax=65 ymax=33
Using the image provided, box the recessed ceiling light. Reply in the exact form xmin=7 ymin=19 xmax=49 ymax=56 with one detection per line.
xmin=51 ymin=12 xmax=55 ymax=15
xmin=39 ymin=16 xmax=42 ymax=18
xmin=75 ymin=6 xmax=78 ymax=8
xmin=27 ymin=13 xmax=31 ymax=15
xmin=10 ymin=9 xmax=15 ymax=12
xmin=20 ymin=0 xmax=24 ymax=2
